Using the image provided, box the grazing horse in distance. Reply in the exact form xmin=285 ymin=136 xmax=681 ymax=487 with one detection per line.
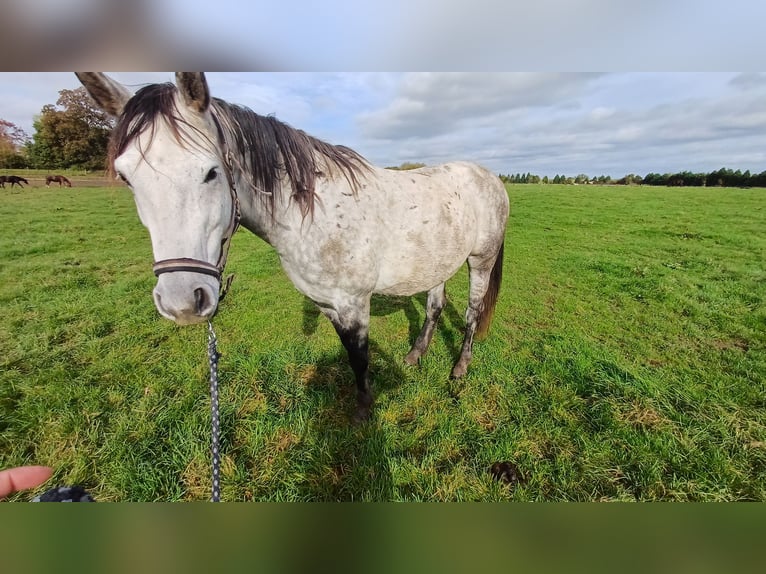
xmin=46 ymin=175 xmax=72 ymax=187
xmin=76 ymin=72 xmax=510 ymax=421
xmin=0 ymin=175 xmax=29 ymax=188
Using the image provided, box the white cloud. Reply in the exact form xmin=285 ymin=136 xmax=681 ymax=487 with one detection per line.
xmin=590 ymin=107 xmax=615 ymax=121
xmin=358 ymin=73 xmax=603 ymax=140
xmin=351 ymin=73 xmax=766 ymax=176
xmin=729 ymin=73 xmax=766 ymax=90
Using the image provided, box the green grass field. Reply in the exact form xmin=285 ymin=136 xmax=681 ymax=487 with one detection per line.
xmin=1 ymin=183 xmax=764 ymax=501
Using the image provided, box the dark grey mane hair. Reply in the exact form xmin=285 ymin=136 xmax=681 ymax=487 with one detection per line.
xmin=108 ymin=82 xmax=370 ymax=217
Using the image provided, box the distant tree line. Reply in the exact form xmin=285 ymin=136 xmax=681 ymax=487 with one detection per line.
xmin=500 ymin=169 xmax=766 ymax=187
xmin=500 ymin=173 xmax=616 ymax=185
xmin=642 ymin=168 xmax=766 ymax=188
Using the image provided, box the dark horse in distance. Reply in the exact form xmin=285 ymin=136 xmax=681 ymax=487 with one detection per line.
xmin=0 ymin=175 xmax=30 ymax=188
xmin=46 ymin=175 xmax=72 ymax=187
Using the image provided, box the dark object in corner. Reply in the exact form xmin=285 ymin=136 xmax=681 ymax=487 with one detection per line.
xmin=489 ymin=461 xmax=525 ymax=487
xmin=32 ymin=486 xmax=95 ymax=502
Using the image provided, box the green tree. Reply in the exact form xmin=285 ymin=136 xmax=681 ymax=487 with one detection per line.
xmin=0 ymin=119 xmax=30 ymax=168
xmin=26 ymin=87 xmax=114 ymax=170
xmin=618 ymin=173 xmax=642 ymax=185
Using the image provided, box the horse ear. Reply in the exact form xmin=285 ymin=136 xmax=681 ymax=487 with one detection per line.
xmin=175 ymin=73 xmax=210 ymax=113
xmin=75 ymin=73 xmax=131 ymax=117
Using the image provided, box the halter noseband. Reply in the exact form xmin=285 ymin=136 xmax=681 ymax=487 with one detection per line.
xmin=153 ymin=257 xmax=222 ymax=279
xmin=152 ymin=114 xmax=241 ymax=297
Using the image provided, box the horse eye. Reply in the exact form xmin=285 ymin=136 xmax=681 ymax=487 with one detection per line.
xmin=204 ymin=168 xmax=218 ymax=183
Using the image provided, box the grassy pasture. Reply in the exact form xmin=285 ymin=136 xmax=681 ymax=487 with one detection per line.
xmin=1 ymin=183 xmax=764 ymax=501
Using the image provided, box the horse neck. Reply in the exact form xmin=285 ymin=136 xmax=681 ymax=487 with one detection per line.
xmin=233 ymin=170 xmax=298 ymax=246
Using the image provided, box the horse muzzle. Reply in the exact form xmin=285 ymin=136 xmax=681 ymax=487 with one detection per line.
xmin=152 ymin=272 xmax=220 ymax=325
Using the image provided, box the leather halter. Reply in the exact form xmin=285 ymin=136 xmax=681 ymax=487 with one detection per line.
xmin=152 ymin=114 xmax=241 ymax=297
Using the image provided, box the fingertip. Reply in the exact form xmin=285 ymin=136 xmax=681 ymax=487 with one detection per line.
xmin=0 ymin=465 xmax=54 ymax=497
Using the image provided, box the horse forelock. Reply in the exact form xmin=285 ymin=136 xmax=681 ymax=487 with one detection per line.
xmin=107 ymin=83 xmax=219 ymax=177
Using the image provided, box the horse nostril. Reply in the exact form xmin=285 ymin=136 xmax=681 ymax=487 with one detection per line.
xmin=194 ymin=287 xmax=207 ymax=315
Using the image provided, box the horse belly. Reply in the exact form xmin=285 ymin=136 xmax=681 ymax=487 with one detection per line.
xmin=273 ymin=211 xmax=379 ymax=307
xmin=373 ymin=207 xmax=476 ymax=296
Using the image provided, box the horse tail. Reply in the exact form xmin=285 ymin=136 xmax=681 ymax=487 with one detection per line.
xmin=476 ymin=240 xmax=504 ymax=339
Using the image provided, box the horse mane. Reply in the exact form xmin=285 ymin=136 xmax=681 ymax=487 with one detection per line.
xmin=108 ymin=82 xmax=370 ymax=217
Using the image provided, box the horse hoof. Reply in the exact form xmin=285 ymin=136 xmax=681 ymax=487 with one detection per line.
xmin=404 ymin=351 xmax=420 ymax=366
xmin=450 ymin=364 xmax=467 ymax=379
xmin=353 ymin=392 xmax=373 ymax=423
xmin=353 ymin=404 xmax=372 ymax=424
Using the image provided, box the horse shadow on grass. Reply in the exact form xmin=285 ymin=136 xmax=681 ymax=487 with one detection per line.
xmin=301 ymin=293 xmax=465 ymax=361
xmin=228 ymin=339 xmax=398 ymax=500
xmin=286 ymin=294 xmax=465 ymax=501
xmin=277 ymin=341 xmax=395 ymax=501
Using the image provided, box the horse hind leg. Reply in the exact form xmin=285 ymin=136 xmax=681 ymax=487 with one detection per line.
xmin=451 ymin=242 xmax=504 ymax=379
xmin=405 ymin=283 xmax=446 ymax=366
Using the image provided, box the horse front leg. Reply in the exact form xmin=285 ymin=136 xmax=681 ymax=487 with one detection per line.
xmin=318 ymin=299 xmax=373 ymax=422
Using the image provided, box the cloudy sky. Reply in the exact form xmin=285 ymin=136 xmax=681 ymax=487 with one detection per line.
xmin=3 ymin=72 xmax=766 ymax=178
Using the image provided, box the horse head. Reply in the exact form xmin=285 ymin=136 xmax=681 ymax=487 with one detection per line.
xmin=76 ymin=72 xmax=238 ymax=325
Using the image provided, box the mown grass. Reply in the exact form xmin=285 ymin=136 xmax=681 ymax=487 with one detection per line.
xmin=1 ymin=183 xmax=764 ymax=501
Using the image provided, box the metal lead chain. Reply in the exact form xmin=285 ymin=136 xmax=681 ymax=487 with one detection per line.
xmin=207 ymin=320 xmax=221 ymax=502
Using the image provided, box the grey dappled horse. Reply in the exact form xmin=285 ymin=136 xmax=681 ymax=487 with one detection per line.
xmin=76 ymin=72 xmax=509 ymax=420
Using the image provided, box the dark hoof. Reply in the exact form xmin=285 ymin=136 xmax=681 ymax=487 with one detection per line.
xmin=353 ymin=403 xmax=372 ymax=424
xmin=353 ymin=392 xmax=373 ymax=424
xmin=489 ymin=461 xmax=525 ymax=488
